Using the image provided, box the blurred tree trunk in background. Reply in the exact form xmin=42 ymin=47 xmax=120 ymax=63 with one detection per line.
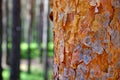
xmin=37 ymin=0 xmax=43 ymax=63
xmin=27 ymin=0 xmax=34 ymax=74
xmin=10 ymin=0 xmax=21 ymax=80
xmin=5 ymin=0 xmax=10 ymax=65
xmin=21 ymin=0 xmax=29 ymax=42
xmin=51 ymin=0 xmax=120 ymax=80
xmin=0 ymin=0 xmax=3 ymax=80
xmin=43 ymin=0 xmax=49 ymax=80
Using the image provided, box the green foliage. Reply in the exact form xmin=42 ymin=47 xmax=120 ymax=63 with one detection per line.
xmin=8 ymin=43 xmax=12 ymax=49
xmin=48 ymin=42 xmax=54 ymax=57
xmin=2 ymin=69 xmax=10 ymax=80
xmin=48 ymin=42 xmax=54 ymax=51
xmin=21 ymin=43 xmax=28 ymax=50
xmin=21 ymin=42 xmax=39 ymax=59
xmin=8 ymin=42 xmax=54 ymax=59
xmin=2 ymin=68 xmax=52 ymax=80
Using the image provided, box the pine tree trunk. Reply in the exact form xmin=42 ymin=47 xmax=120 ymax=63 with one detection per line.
xmin=37 ymin=1 xmax=43 ymax=63
xmin=51 ymin=0 xmax=120 ymax=79
xmin=27 ymin=0 xmax=34 ymax=74
xmin=10 ymin=0 xmax=21 ymax=80
xmin=0 ymin=0 xmax=3 ymax=80
xmin=5 ymin=0 xmax=10 ymax=65
xmin=43 ymin=0 xmax=49 ymax=80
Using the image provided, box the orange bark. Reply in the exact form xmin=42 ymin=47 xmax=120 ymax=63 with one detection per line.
xmin=51 ymin=0 xmax=120 ymax=79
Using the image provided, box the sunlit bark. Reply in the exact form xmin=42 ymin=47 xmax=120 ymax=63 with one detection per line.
xmin=51 ymin=0 xmax=120 ymax=79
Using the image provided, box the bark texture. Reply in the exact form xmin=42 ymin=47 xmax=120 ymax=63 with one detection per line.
xmin=51 ymin=0 xmax=120 ymax=80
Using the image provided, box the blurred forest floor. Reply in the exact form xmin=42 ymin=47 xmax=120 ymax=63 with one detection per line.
xmin=2 ymin=53 xmax=53 ymax=80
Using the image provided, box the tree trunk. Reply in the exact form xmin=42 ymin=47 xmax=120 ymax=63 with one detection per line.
xmin=10 ymin=0 xmax=21 ymax=80
xmin=37 ymin=1 xmax=43 ymax=63
xmin=0 ymin=0 xmax=3 ymax=80
xmin=5 ymin=0 xmax=10 ymax=65
xmin=43 ymin=0 xmax=49 ymax=80
xmin=27 ymin=0 xmax=34 ymax=74
xmin=27 ymin=26 xmax=31 ymax=74
xmin=51 ymin=0 xmax=120 ymax=79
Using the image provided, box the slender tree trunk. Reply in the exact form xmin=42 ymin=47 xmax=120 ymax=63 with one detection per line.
xmin=5 ymin=0 xmax=10 ymax=65
xmin=43 ymin=0 xmax=49 ymax=80
xmin=51 ymin=0 xmax=120 ymax=79
xmin=0 ymin=0 xmax=3 ymax=80
xmin=37 ymin=1 xmax=43 ymax=63
xmin=10 ymin=0 xmax=21 ymax=80
xmin=27 ymin=0 xmax=34 ymax=74
xmin=27 ymin=24 xmax=32 ymax=74
xmin=27 ymin=28 xmax=31 ymax=74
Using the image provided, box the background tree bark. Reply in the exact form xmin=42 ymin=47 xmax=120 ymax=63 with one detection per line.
xmin=0 ymin=0 xmax=3 ymax=80
xmin=51 ymin=0 xmax=120 ymax=79
xmin=10 ymin=0 xmax=21 ymax=80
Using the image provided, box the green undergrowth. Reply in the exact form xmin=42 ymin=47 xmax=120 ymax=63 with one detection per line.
xmin=3 ymin=67 xmax=53 ymax=80
xmin=8 ymin=42 xmax=54 ymax=59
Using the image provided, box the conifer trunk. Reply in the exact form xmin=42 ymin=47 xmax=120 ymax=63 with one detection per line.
xmin=27 ymin=0 xmax=34 ymax=74
xmin=51 ymin=0 xmax=120 ymax=79
xmin=10 ymin=0 xmax=21 ymax=80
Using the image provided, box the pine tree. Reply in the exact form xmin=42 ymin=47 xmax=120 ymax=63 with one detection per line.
xmin=10 ymin=0 xmax=21 ymax=80
xmin=51 ymin=0 xmax=120 ymax=79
